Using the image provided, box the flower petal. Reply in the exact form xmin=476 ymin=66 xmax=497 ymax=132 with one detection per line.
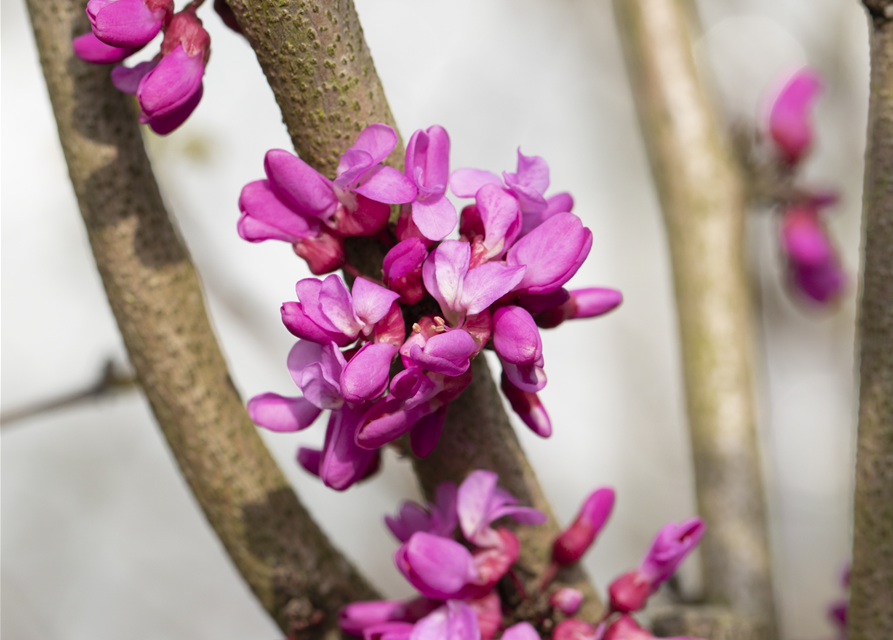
xmin=457 ymin=470 xmax=498 ymax=543
xmin=449 ymin=168 xmax=502 ymax=198
xmin=72 ymin=32 xmax=136 ymax=63
xmin=137 ymin=44 xmax=203 ymax=118
xmin=341 ymin=343 xmax=397 ymax=402
xmin=397 ymin=533 xmax=478 ymax=600
xmin=423 ymin=240 xmax=471 ymax=318
xmin=319 ymin=406 xmax=377 ymax=490
xmin=355 ymin=165 xmax=419 ymax=204
xmin=352 ymin=277 xmax=402 ymax=328
xmin=91 ymin=0 xmax=164 ymax=48
xmin=238 ymin=179 xmax=319 ymax=243
xmin=247 ymin=392 xmax=321 ymax=432
xmin=264 ymin=149 xmax=338 ymax=219
xmin=412 ymin=195 xmax=458 ymax=242
xmin=492 ymin=306 xmax=542 ymax=366
xmin=459 ymin=262 xmax=526 ymax=316
xmin=347 ymin=123 xmax=399 ymax=166
xmin=110 ymin=59 xmax=159 ymax=94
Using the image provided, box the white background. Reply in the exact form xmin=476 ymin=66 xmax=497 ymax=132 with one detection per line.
xmin=2 ymin=1 xmax=869 ymax=638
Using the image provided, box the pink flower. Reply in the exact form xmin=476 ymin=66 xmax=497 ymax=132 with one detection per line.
xmin=384 ymin=238 xmax=429 ymax=305
xmin=552 ymin=620 xmax=602 ymax=640
xmin=500 ymin=372 xmax=551 ymax=437
xmin=86 ymin=0 xmax=173 ymax=48
xmin=549 ymin=588 xmax=584 ymax=616
xmin=457 ymin=470 xmax=546 ymax=548
xmin=640 ymin=517 xmax=705 ymax=584
xmin=500 ymin=623 xmax=540 ymax=640
xmin=552 ymin=487 xmax=615 ymax=566
xmin=530 ymin=288 xmax=623 ymax=329
xmin=396 ymin=532 xmax=480 ymax=600
xmin=603 ymin=614 xmax=703 ymax=640
xmin=405 ymin=126 xmax=457 ymax=241
xmin=73 ymin=32 xmax=137 ymax=63
xmin=450 ymin=149 xmax=574 ymax=236
xmin=781 ymin=205 xmax=846 ymax=304
xmin=506 ymin=213 xmax=592 ymax=296
xmin=133 ymin=10 xmax=210 ymax=134
xmin=492 ymin=306 xmax=546 ymax=393
xmin=386 ymin=482 xmax=459 ymax=542
xmin=768 ymin=68 xmax=822 ymax=165
xmin=409 ymin=601 xmax=481 ymax=640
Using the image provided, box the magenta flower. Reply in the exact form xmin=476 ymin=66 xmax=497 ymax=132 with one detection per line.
xmin=423 ymin=240 xmax=525 ymax=327
xmin=500 ymin=372 xmax=551 ymax=437
xmin=552 ymin=620 xmax=602 ymax=640
xmin=492 ymin=305 xmax=545 ymax=392
xmin=506 ymin=212 xmax=592 ymax=296
xmin=384 ymin=238 xmax=430 ymax=305
xmin=549 ymin=588 xmax=584 ymax=616
xmin=551 ymin=487 xmax=615 ymax=567
xmin=640 ymin=518 xmax=705 ymax=585
xmin=386 ymin=482 xmax=459 ymax=542
xmin=396 ymin=532 xmax=480 ymax=600
xmin=73 ymin=32 xmax=137 ymax=63
xmin=410 ymin=601 xmax=481 ymax=640
xmin=781 ymin=205 xmax=846 ymax=304
xmin=405 ymin=126 xmax=457 ymax=241
xmin=768 ymin=67 xmax=822 ymax=165
xmin=450 ymin=149 xmax=574 ymax=236
xmin=86 ymin=0 xmax=173 ymax=48
xmin=280 ymin=275 xmax=403 ymax=347
xmin=500 ymin=623 xmax=540 ymax=640
xmin=462 ymin=185 xmax=523 ymax=263
xmin=531 ymin=287 xmax=623 ymax=329
xmin=340 ymin=599 xmax=441 ymax=637
xmin=457 ymin=470 xmax=546 ymax=547
xmin=128 ymin=10 xmax=209 ymax=135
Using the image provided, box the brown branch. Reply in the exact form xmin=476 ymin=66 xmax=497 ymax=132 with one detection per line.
xmin=849 ymin=4 xmax=893 ymax=640
xmin=223 ymin=0 xmax=604 ymax=618
xmin=612 ymin=0 xmax=777 ymax=633
xmin=24 ymin=0 xmax=379 ymax=636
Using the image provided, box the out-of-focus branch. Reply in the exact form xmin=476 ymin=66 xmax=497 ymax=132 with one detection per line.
xmin=612 ymin=0 xmax=776 ymax=634
xmin=25 ymin=0 xmax=379 ymax=636
xmin=223 ymin=0 xmax=604 ymax=617
xmin=0 ymin=359 xmax=137 ymax=428
xmin=849 ymin=4 xmax=893 ymax=640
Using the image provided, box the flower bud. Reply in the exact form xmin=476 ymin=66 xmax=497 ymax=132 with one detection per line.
xmin=551 ymin=487 xmax=615 ymax=566
xmin=293 ymin=229 xmax=346 ymax=275
xmin=768 ymin=68 xmax=822 ymax=165
xmin=552 ymin=619 xmax=600 ymax=640
xmin=87 ymin=0 xmax=173 ymax=48
xmin=73 ymin=32 xmax=136 ymax=63
xmin=549 ymin=588 xmax=583 ymax=616
xmin=500 ymin=372 xmax=551 ymax=438
xmin=607 ymin=570 xmax=651 ymax=613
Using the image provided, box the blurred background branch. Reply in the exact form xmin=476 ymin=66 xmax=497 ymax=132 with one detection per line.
xmin=612 ymin=0 xmax=777 ymax=635
xmin=849 ymin=3 xmax=893 ymax=639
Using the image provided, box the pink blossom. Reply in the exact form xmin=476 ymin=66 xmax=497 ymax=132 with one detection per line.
xmin=781 ymin=205 xmax=846 ymax=304
xmin=603 ymin=614 xmax=703 ymax=640
xmin=492 ymin=306 xmax=546 ymax=393
xmin=531 ymin=288 xmax=623 ymax=329
xmin=73 ymin=32 xmax=137 ymax=63
xmin=405 ymin=126 xmax=457 ymax=241
xmin=396 ymin=532 xmax=480 ymax=600
xmin=384 ymin=238 xmax=429 ymax=305
xmin=506 ymin=213 xmax=592 ymax=296
xmin=386 ymin=482 xmax=459 ymax=542
xmin=457 ymin=470 xmax=546 ymax=548
xmin=768 ymin=68 xmax=822 ymax=165
xmin=552 ymin=487 xmax=615 ymax=566
xmin=409 ymin=601 xmax=481 ymax=640
xmin=86 ymin=0 xmax=172 ymax=48
xmin=639 ymin=517 xmax=705 ymax=585
xmin=549 ymin=588 xmax=584 ymax=616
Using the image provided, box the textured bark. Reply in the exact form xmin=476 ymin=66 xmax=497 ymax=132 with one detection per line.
xmin=25 ymin=1 xmax=379 ymax=637
xmin=849 ymin=4 xmax=893 ymax=640
xmin=612 ymin=0 xmax=777 ymax=633
xmin=223 ymin=0 xmax=604 ymax=620
xmin=411 ymin=357 xmax=604 ymax=623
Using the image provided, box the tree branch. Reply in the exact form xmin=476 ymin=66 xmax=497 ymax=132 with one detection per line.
xmin=612 ymin=0 xmax=776 ymax=633
xmin=849 ymin=4 xmax=893 ymax=640
xmin=223 ymin=0 xmax=604 ymax=617
xmin=25 ymin=0 xmax=379 ymax=636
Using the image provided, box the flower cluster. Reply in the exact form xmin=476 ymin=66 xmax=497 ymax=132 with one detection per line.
xmin=339 ymin=469 xmax=705 ymax=640
xmin=240 ymin=124 xmax=622 ymax=489
xmin=72 ymin=0 xmax=239 ymax=134
xmin=765 ymin=68 xmax=846 ymax=305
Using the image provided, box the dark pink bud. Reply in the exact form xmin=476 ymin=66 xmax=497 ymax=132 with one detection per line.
xmin=160 ymin=9 xmax=210 ymax=61
xmin=768 ymin=68 xmax=822 ymax=165
xmin=608 ymin=570 xmax=651 ymax=613
xmin=549 ymin=588 xmax=584 ymax=615
xmin=87 ymin=0 xmax=172 ymax=48
xmin=553 ymin=619 xmax=600 ymax=640
xmin=459 ymin=204 xmax=484 ymax=241
xmin=383 ymin=238 xmax=428 ymax=305
xmin=569 ymin=288 xmax=623 ymax=319
xmin=602 ymin=615 xmax=653 ymax=640
xmin=500 ymin=372 xmax=551 ymax=437
xmin=552 ymin=487 xmax=615 ymax=566
xmin=639 ymin=518 xmax=705 ymax=586
xmin=332 ymin=195 xmax=391 ymax=236
xmin=293 ymin=228 xmax=346 ymax=275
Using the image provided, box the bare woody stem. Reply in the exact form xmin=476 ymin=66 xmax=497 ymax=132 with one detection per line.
xmin=223 ymin=0 xmax=604 ymax=618
xmin=25 ymin=0 xmax=379 ymax=637
xmin=849 ymin=4 xmax=893 ymax=639
xmin=612 ymin=0 xmax=776 ymax=632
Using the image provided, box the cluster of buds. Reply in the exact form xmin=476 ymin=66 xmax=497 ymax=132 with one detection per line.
xmin=764 ymin=68 xmax=847 ymax=305
xmin=339 ymin=469 xmax=706 ymax=640
xmin=72 ymin=0 xmax=238 ymax=134
xmin=240 ymin=124 xmax=622 ymax=489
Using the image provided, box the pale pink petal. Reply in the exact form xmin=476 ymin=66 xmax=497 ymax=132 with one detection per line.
xmin=319 ymin=406 xmax=377 ymax=490
xmin=513 ymin=148 xmax=550 ymax=193
xmin=492 ymin=306 xmax=542 ymax=366
xmin=476 ymin=184 xmax=521 ymax=257
xmin=409 ymin=330 xmax=478 ymax=377
xmin=355 ymin=165 xmax=419 ymax=204
xmin=501 ymin=623 xmax=540 ymax=640
xmin=319 ymin=274 xmax=362 ymax=337
xmin=347 ymin=123 xmax=399 ymax=166
xmin=412 ymin=195 xmax=458 ymax=242
xmin=449 ymin=168 xmax=502 ymax=198
xmin=238 ymin=179 xmax=318 ymax=242
xmin=396 ymin=533 xmax=478 ymax=600
xmin=423 ymin=240 xmax=471 ymax=318
xmin=457 ymin=470 xmax=498 ymax=542
xmin=352 ymin=277 xmax=402 ymax=328
xmin=340 ymin=343 xmax=397 ymax=402
xmin=459 ymin=263 xmax=526 ymax=316
xmin=247 ymin=392 xmax=321 ymax=432
xmin=286 ymin=339 xmax=324 ymax=386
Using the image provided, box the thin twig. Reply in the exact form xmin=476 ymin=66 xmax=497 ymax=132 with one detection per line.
xmin=612 ymin=0 xmax=777 ymax=634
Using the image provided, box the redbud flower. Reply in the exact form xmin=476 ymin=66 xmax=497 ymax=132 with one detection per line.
xmin=386 ymin=482 xmax=459 ymax=542
xmin=493 ymin=305 xmax=546 ymax=393
xmin=506 ymin=213 xmax=592 ymax=296
xmin=552 ymin=488 xmax=615 ymax=566
xmin=73 ymin=32 xmax=137 ymax=63
xmin=410 ymin=600 xmax=482 ymax=640
xmin=781 ymin=205 xmax=846 ymax=304
xmin=768 ymin=68 xmax=822 ymax=165
xmin=499 ymin=372 xmax=551 ymax=437
xmin=552 ymin=619 xmax=602 ymax=640
xmin=549 ymin=588 xmax=584 ymax=616
xmin=405 ymin=125 xmax=457 ymax=241
xmin=458 ymin=470 xmax=546 ymax=548
xmin=384 ymin=238 xmax=429 ymax=305
xmin=86 ymin=0 xmax=173 ymax=48
xmin=603 ymin=614 xmax=703 ymax=640
xmin=395 ymin=532 xmax=479 ymax=600
xmin=639 ymin=517 xmax=705 ymax=585
xmin=501 ymin=622 xmax=540 ymax=640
